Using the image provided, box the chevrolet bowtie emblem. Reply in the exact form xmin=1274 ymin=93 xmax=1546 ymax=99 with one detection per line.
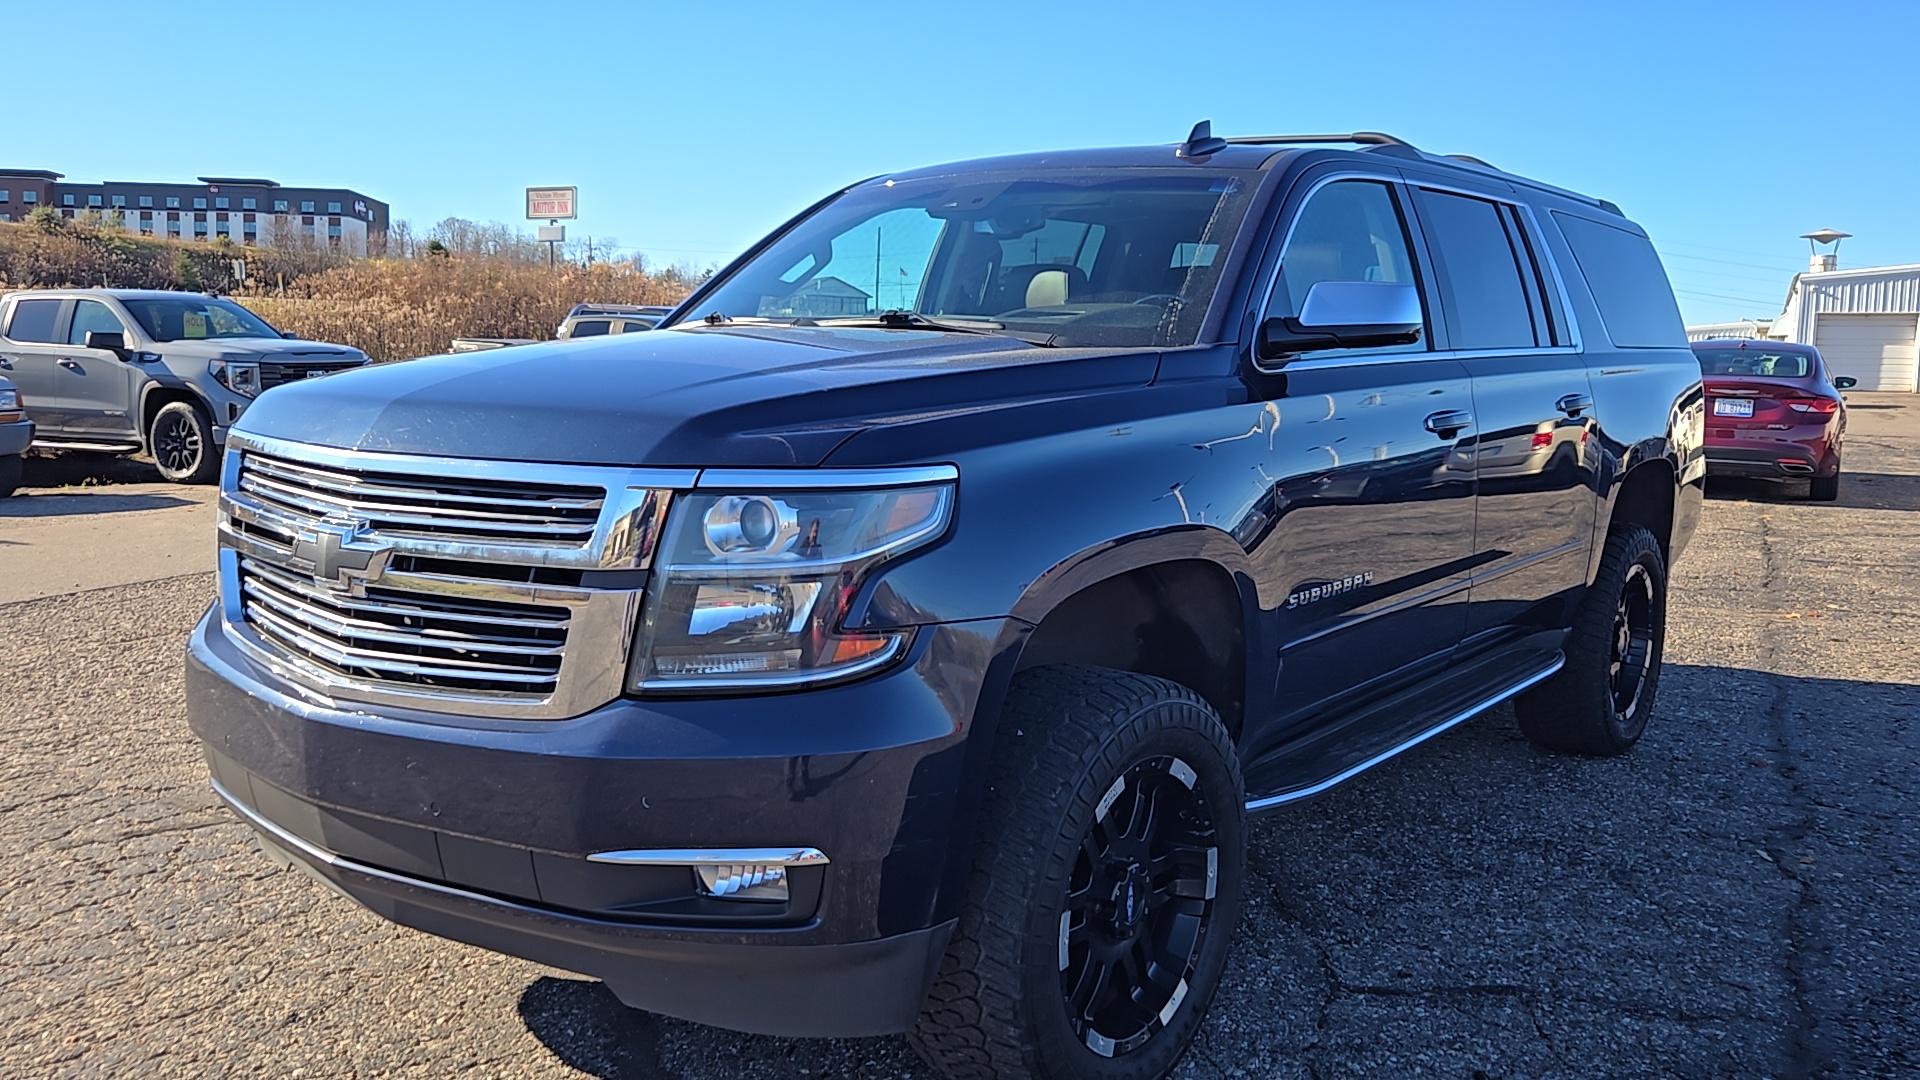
xmin=289 ymin=519 xmax=393 ymax=595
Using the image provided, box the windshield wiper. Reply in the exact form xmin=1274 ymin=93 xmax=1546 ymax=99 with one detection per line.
xmin=810 ymin=310 xmax=1056 ymax=346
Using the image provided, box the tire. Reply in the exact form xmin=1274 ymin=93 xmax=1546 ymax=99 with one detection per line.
xmin=911 ymin=666 xmax=1245 ymax=1080
xmin=0 ymin=453 xmax=20 ymax=498
xmin=149 ymin=401 xmax=218 ymax=484
xmin=1515 ymin=524 xmax=1667 ymax=756
xmin=1809 ymin=455 xmax=1840 ymax=502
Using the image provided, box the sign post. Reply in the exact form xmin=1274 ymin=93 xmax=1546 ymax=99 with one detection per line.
xmin=526 ymin=187 xmax=577 ymax=269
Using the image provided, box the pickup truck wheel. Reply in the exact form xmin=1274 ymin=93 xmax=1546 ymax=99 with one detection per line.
xmin=911 ymin=666 xmax=1244 ymax=1080
xmin=1515 ymin=524 xmax=1666 ymax=756
xmin=0 ymin=453 xmax=20 ymax=498
xmin=149 ymin=401 xmax=218 ymax=484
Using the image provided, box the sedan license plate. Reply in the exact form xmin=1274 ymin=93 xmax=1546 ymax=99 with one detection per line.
xmin=1713 ymin=398 xmax=1755 ymax=418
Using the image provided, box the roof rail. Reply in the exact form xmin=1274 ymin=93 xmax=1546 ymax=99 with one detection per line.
xmin=1224 ymin=132 xmax=1417 ymax=149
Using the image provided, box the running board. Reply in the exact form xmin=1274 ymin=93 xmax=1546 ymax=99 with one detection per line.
xmin=1242 ymin=648 xmax=1564 ymax=812
xmin=33 ymin=439 xmax=141 ymax=453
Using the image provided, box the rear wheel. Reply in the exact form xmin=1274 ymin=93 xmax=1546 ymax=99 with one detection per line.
xmin=1515 ymin=524 xmax=1667 ymax=756
xmin=1809 ymin=452 xmax=1840 ymax=502
xmin=149 ymin=401 xmax=218 ymax=484
xmin=0 ymin=453 xmax=20 ymax=498
xmin=911 ymin=667 xmax=1245 ymax=1080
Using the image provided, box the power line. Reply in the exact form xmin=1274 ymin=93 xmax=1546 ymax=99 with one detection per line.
xmin=1655 ymin=249 xmax=1800 ymax=274
xmin=1672 ymin=287 xmax=1783 ymax=306
xmin=1658 ymin=239 xmax=1806 ymax=263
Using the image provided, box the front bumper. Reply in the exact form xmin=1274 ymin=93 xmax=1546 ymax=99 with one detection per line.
xmin=187 ymin=605 xmax=1015 ymax=1036
xmin=0 ymin=418 xmax=32 ymax=457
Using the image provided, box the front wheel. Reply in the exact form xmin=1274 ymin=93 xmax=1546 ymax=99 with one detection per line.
xmin=912 ymin=667 xmax=1245 ymax=1080
xmin=149 ymin=401 xmax=218 ymax=484
xmin=1515 ymin=524 xmax=1667 ymax=756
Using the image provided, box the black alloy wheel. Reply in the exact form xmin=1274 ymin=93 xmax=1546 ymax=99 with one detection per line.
xmin=1060 ymin=755 xmax=1220 ymax=1058
xmin=1515 ymin=523 xmax=1667 ymax=756
xmin=912 ymin=666 xmax=1245 ymax=1080
xmin=149 ymin=401 xmax=218 ymax=484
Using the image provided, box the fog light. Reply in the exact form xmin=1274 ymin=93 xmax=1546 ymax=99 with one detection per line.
xmin=696 ymin=863 xmax=790 ymax=902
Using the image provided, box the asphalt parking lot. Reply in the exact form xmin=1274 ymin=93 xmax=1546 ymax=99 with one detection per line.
xmin=3 ymin=399 xmax=1917 ymax=1080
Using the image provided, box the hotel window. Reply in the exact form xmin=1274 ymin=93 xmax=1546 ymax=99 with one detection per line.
xmin=63 ymin=194 xmax=75 ymax=206
xmin=139 ymin=196 xmax=153 ymax=208
xmin=242 ymin=197 xmax=256 ymax=210
xmin=111 ymin=195 xmax=126 ymax=208
xmin=88 ymin=195 xmax=102 ymax=207
xmin=166 ymin=196 xmax=180 ymax=208
xmin=327 ymin=201 xmax=341 ymax=213
xmin=0 ymin=190 xmax=9 ymax=202
xmin=215 ymin=197 xmax=229 ymax=209
xmin=194 ymin=220 xmax=208 ymax=234
xmin=300 ymin=201 xmax=315 ymax=213
xmin=328 ymin=224 xmax=343 ymax=237
xmin=273 ymin=200 xmax=288 ymax=212
xmin=23 ymin=191 xmax=37 ymax=203
xmin=193 ymin=197 xmax=207 ymax=209
xmin=0 ymin=214 xmax=9 ymax=223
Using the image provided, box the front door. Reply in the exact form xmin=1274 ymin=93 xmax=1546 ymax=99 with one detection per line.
xmin=54 ymin=298 xmax=141 ymax=438
xmin=1242 ymin=177 xmax=1477 ymax=740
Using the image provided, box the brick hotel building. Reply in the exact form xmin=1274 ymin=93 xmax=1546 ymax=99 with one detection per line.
xmin=0 ymin=169 xmax=388 ymax=256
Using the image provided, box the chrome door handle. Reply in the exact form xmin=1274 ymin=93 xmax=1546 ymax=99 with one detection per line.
xmin=1424 ymin=410 xmax=1473 ymax=435
xmin=1557 ymin=393 xmax=1595 ymax=416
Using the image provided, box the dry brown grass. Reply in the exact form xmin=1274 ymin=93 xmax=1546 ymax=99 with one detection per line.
xmin=235 ymin=259 xmax=695 ymax=361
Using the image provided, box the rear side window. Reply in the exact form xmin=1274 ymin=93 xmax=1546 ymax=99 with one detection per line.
xmin=5 ymin=298 xmax=63 ymax=343
xmin=1553 ymin=212 xmax=1685 ymax=348
xmin=569 ymin=320 xmax=610 ymax=337
xmin=1416 ymin=190 xmax=1538 ymax=350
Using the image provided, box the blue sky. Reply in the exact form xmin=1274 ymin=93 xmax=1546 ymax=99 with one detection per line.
xmin=11 ymin=0 xmax=1915 ymax=325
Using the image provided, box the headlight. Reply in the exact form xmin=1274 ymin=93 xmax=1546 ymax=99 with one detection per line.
xmin=209 ymin=359 xmax=261 ymax=397
xmin=629 ymin=481 xmax=954 ymax=692
xmin=0 ymin=387 xmax=21 ymax=423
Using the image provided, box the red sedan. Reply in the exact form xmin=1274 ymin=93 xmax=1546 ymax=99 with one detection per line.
xmin=1691 ymin=340 xmax=1854 ymax=501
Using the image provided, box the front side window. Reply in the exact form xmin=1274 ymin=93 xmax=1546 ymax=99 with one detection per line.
xmin=5 ymin=298 xmax=64 ymax=343
xmin=687 ymin=168 xmax=1263 ymax=348
xmin=122 ymin=297 xmax=280 ymax=342
xmin=1416 ymin=190 xmax=1538 ymax=351
xmin=69 ymin=300 xmax=126 ymax=345
xmin=1267 ymin=179 xmax=1424 ymax=352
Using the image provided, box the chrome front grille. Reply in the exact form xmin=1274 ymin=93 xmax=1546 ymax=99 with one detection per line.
xmin=239 ymin=556 xmax=569 ymax=696
xmin=217 ymin=432 xmax=697 ymax=719
xmin=259 ymin=359 xmax=364 ymax=391
xmin=238 ymin=449 xmax=606 ymax=546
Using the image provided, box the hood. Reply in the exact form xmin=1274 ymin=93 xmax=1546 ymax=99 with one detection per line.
xmin=233 ymin=325 xmax=1157 ymax=467
xmin=159 ymin=336 xmax=366 ymax=362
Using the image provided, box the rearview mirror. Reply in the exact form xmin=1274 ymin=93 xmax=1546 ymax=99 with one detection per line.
xmin=84 ymin=330 xmax=127 ymax=354
xmin=1834 ymin=376 xmax=1858 ymax=390
xmin=1258 ymin=281 xmax=1422 ymax=363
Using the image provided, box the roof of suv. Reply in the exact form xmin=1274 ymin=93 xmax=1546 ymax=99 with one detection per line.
xmin=0 ymin=288 xmax=222 ymax=302
xmin=881 ymin=128 xmax=1623 ymax=217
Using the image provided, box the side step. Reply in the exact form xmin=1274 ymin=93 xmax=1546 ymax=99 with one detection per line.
xmin=1242 ymin=647 xmax=1564 ymax=812
xmin=33 ymin=439 xmax=141 ymax=454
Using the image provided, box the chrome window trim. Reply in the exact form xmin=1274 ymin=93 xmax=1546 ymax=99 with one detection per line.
xmin=586 ymin=847 xmax=831 ymax=867
xmin=1250 ymin=169 xmax=1589 ymax=373
xmin=695 ymin=464 xmax=958 ymax=490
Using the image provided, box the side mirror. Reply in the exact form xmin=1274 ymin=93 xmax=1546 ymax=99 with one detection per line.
xmin=1258 ymin=281 xmax=1423 ymax=363
xmin=1834 ymin=376 xmax=1858 ymax=390
xmin=84 ymin=330 xmax=127 ymax=354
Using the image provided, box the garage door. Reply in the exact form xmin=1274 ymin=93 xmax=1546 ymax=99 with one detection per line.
xmin=1815 ymin=313 xmax=1918 ymax=392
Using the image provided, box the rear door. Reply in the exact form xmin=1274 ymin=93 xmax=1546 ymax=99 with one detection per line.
xmin=0 ymin=296 xmax=74 ymax=432
xmin=1405 ymin=181 xmax=1598 ymax=647
xmin=1243 ymin=174 xmax=1478 ymax=735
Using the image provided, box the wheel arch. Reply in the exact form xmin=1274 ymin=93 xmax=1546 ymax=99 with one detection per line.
xmin=137 ymin=381 xmax=215 ymax=452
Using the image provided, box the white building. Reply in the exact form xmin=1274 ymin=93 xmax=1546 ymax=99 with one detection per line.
xmin=1685 ymin=239 xmax=1919 ymax=392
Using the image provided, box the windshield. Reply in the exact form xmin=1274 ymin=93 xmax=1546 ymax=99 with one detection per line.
xmin=683 ymin=168 xmax=1265 ymax=348
xmin=1695 ymin=347 xmax=1813 ymax=378
xmin=122 ymin=296 xmax=282 ymax=343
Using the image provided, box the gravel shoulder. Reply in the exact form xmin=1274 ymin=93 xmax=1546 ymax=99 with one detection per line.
xmin=3 ymin=399 xmax=1916 ymax=1079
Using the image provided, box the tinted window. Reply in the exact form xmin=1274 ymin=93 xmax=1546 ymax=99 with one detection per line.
xmin=122 ymin=297 xmax=279 ymax=341
xmin=1273 ymin=181 xmax=1420 ymax=317
xmin=69 ymin=300 xmax=126 ymax=345
xmin=1554 ymin=212 xmax=1685 ymax=349
xmin=6 ymin=298 xmax=63 ymax=343
xmin=569 ymin=320 xmax=611 ymax=337
xmin=1418 ymin=191 xmax=1537 ymax=350
xmin=1693 ymin=347 xmax=1813 ymax=378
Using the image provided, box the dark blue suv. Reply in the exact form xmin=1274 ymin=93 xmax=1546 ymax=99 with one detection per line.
xmin=187 ymin=124 xmax=1704 ymax=1080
